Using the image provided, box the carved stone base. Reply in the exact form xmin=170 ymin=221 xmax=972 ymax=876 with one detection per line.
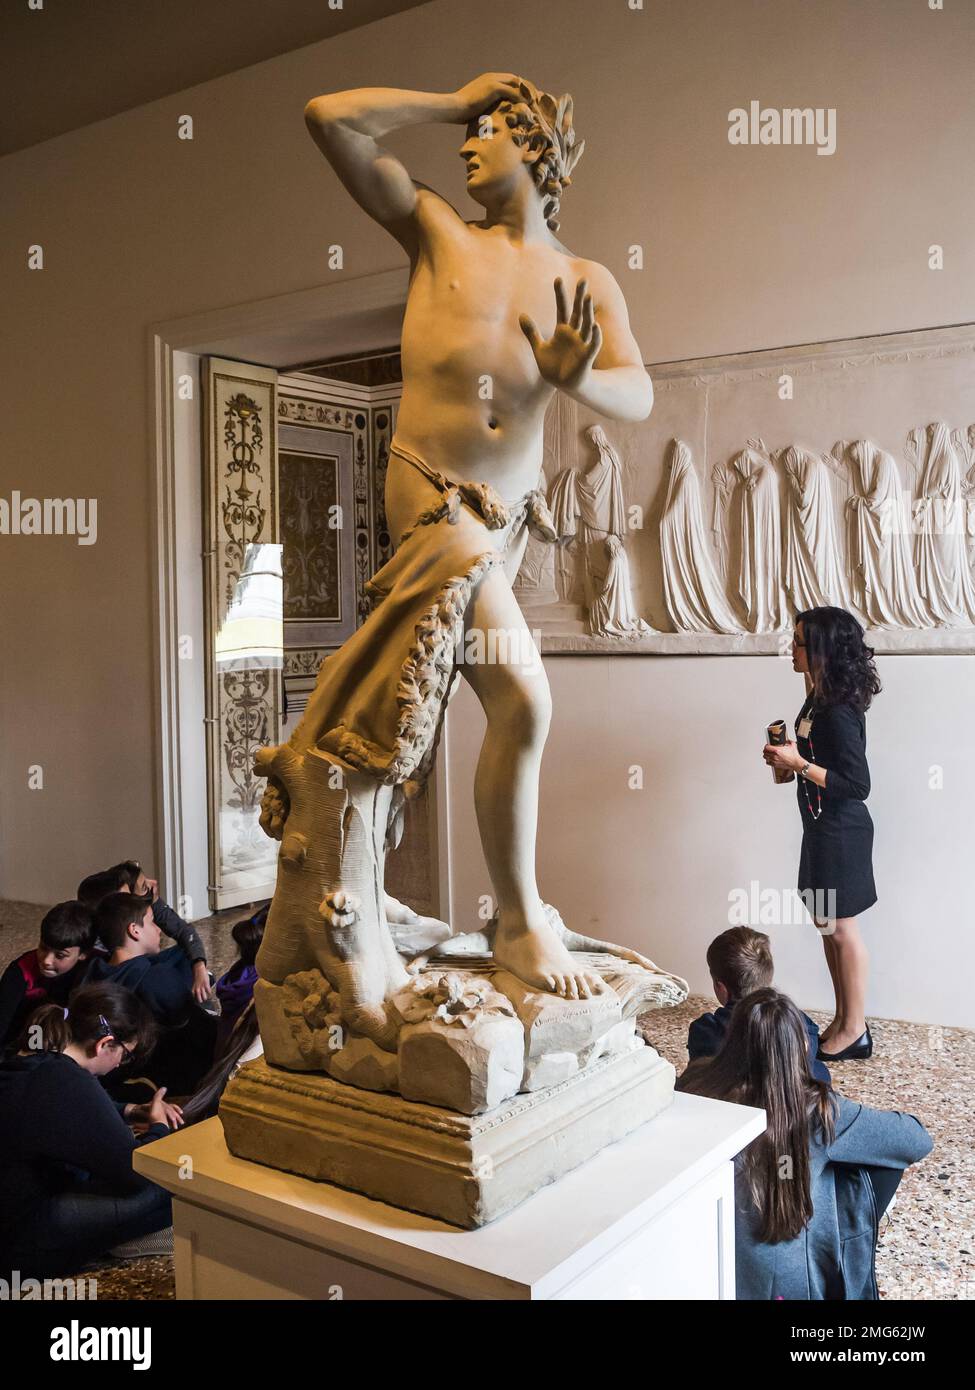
xmin=220 ymin=1043 xmax=675 ymax=1228
xmin=253 ymin=948 xmax=687 ymax=1113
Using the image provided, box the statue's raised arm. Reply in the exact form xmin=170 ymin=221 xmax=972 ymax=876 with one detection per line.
xmin=303 ymin=74 xmax=526 ymax=253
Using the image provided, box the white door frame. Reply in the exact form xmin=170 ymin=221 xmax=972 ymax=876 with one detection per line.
xmin=145 ymin=269 xmax=457 ymax=921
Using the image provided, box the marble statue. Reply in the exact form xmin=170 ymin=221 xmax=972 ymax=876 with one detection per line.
xmin=220 ymin=75 xmax=683 ymax=1224
xmin=911 ymin=421 xmax=975 ymax=626
xmin=781 ymin=445 xmax=852 ymax=615
xmin=717 ymin=441 xmax=787 ymax=632
xmin=549 ymin=424 xmax=653 ymax=636
xmin=659 ymin=439 xmax=742 ymax=633
xmin=840 ymin=439 xmax=929 ymax=629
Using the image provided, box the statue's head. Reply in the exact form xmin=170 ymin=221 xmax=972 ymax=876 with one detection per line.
xmin=460 ymin=79 xmax=584 ymax=232
xmin=586 ymin=423 xmax=607 ymax=447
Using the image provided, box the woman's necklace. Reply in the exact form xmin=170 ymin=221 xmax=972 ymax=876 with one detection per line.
xmin=798 ymin=697 xmax=823 ymax=821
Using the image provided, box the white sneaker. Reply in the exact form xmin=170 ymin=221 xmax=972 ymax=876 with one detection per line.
xmin=108 ymin=1227 xmax=174 ymax=1260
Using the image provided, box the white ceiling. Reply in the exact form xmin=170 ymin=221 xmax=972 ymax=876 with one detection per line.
xmin=0 ymin=0 xmax=432 ymax=156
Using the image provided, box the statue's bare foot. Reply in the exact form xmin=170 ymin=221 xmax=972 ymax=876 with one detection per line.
xmin=493 ymin=904 xmax=605 ymax=1000
xmin=542 ymin=903 xmax=690 ymax=994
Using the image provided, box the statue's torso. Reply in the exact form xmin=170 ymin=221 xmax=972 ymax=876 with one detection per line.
xmin=393 ymin=195 xmax=589 ymax=499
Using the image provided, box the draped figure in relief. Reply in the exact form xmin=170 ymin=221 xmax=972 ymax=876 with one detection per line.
xmin=781 ymin=445 xmax=853 ymax=615
xmin=912 ymin=421 xmax=975 ymax=626
xmin=659 ymin=439 xmax=742 ymax=634
xmin=842 ymin=438 xmax=928 ymax=629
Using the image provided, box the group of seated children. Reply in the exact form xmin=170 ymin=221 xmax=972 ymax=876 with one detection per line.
xmin=679 ymin=926 xmax=932 ymax=1300
xmin=0 ymin=865 xmax=267 ymax=1279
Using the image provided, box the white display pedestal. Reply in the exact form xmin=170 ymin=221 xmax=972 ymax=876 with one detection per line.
xmin=134 ymin=1092 xmax=764 ymax=1300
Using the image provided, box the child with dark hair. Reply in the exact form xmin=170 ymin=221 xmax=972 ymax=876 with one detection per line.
xmin=76 ymin=867 xmax=128 ymax=909
xmin=84 ymin=860 xmax=211 ymax=1003
xmin=0 ymin=983 xmax=178 ymax=1279
xmin=678 ymin=989 xmax=931 ymax=1299
xmin=0 ymin=902 xmax=95 ymax=1048
xmin=214 ymin=907 xmax=267 ymax=1054
xmin=688 ymin=926 xmax=831 ymax=1086
xmin=87 ymin=896 xmax=190 ymax=1024
xmin=84 ymin=894 xmax=217 ymax=1093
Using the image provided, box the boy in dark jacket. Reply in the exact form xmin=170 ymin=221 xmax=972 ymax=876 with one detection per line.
xmin=84 ymin=894 xmax=216 ymax=1092
xmin=79 ymin=861 xmax=211 ymax=1003
xmin=0 ymin=902 xmax=94 ymax=1048
xmin=688 ymin=925 xmax=831 ymax=1085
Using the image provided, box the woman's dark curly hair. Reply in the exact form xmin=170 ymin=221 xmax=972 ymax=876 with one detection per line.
xmin=796 ymin=606 xmax=881 ymax=713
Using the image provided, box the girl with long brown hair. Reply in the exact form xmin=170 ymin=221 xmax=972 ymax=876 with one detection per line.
xmin=679 ymin=989 xmax=932 ymax=1299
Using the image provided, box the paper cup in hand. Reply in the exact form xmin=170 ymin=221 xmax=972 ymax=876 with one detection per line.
xmin=767 ymin=719 xmax=795 ymax=784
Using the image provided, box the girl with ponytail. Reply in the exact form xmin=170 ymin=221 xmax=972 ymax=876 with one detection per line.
xmin=0 ymin=983 xmax=179 ymax=1279
xmin=678 ymin=989 xmax=932 ymax=1299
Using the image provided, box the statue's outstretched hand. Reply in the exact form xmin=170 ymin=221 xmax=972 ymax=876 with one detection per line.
xmin=520 ymin=278 xmax=603 ymax=393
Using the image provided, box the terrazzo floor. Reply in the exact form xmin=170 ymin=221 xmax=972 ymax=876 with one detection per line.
xmin=2 ymin=898 xmax=971 ymax=1301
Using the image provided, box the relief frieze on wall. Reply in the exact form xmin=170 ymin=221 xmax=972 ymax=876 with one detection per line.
xmin=516 ymin=325 xmax=975 ymax=654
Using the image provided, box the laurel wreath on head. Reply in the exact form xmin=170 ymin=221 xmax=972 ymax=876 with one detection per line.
xmin=499 ymin=80 xmax=585 ymax=231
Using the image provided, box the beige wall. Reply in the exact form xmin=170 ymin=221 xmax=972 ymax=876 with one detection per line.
xmin=1 ymin=0 xmax=973 ymax=1023
xmin=445 ymin=655 xmax=975 ymax=1027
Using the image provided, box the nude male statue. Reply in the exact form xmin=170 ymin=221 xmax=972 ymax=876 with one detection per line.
xmin=257 ymin=74 xmax=653 ymax=1033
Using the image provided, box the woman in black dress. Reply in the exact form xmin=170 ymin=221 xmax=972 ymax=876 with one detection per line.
xmin=763 ymin=607 xmax=881 ymax=1062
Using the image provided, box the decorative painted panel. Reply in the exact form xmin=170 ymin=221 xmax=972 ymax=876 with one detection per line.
xmin=203 ymin=359 xmax=281 ymax=910
xmin=280 ymin=451 xmax=340 ymax=622
xmin=277 ymin=424 xmax=357 ymax=672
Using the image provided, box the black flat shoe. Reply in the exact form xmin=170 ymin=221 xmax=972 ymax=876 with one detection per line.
xmin=817 ymin=1025 xmax=873 ymax=1062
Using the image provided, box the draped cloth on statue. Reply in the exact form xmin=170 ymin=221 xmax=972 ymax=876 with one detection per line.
xmin=288 ymin=445 xmax=558 ymax=792
xmin=731 ymin=449 xmax=786 ymax=632
xmin=913 ymin=423 xmax=975 ymax=626
xmin=847 ymin=441 xmax=928 ymax=629
xmin=783 ymin=447 xmax=851 ymax=614
xmin=660 ymin=440 xmax=741 ymax=634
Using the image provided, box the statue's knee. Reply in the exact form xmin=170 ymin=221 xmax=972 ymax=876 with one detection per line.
xmin=504 ymin=677 xmax=552 ymax=746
